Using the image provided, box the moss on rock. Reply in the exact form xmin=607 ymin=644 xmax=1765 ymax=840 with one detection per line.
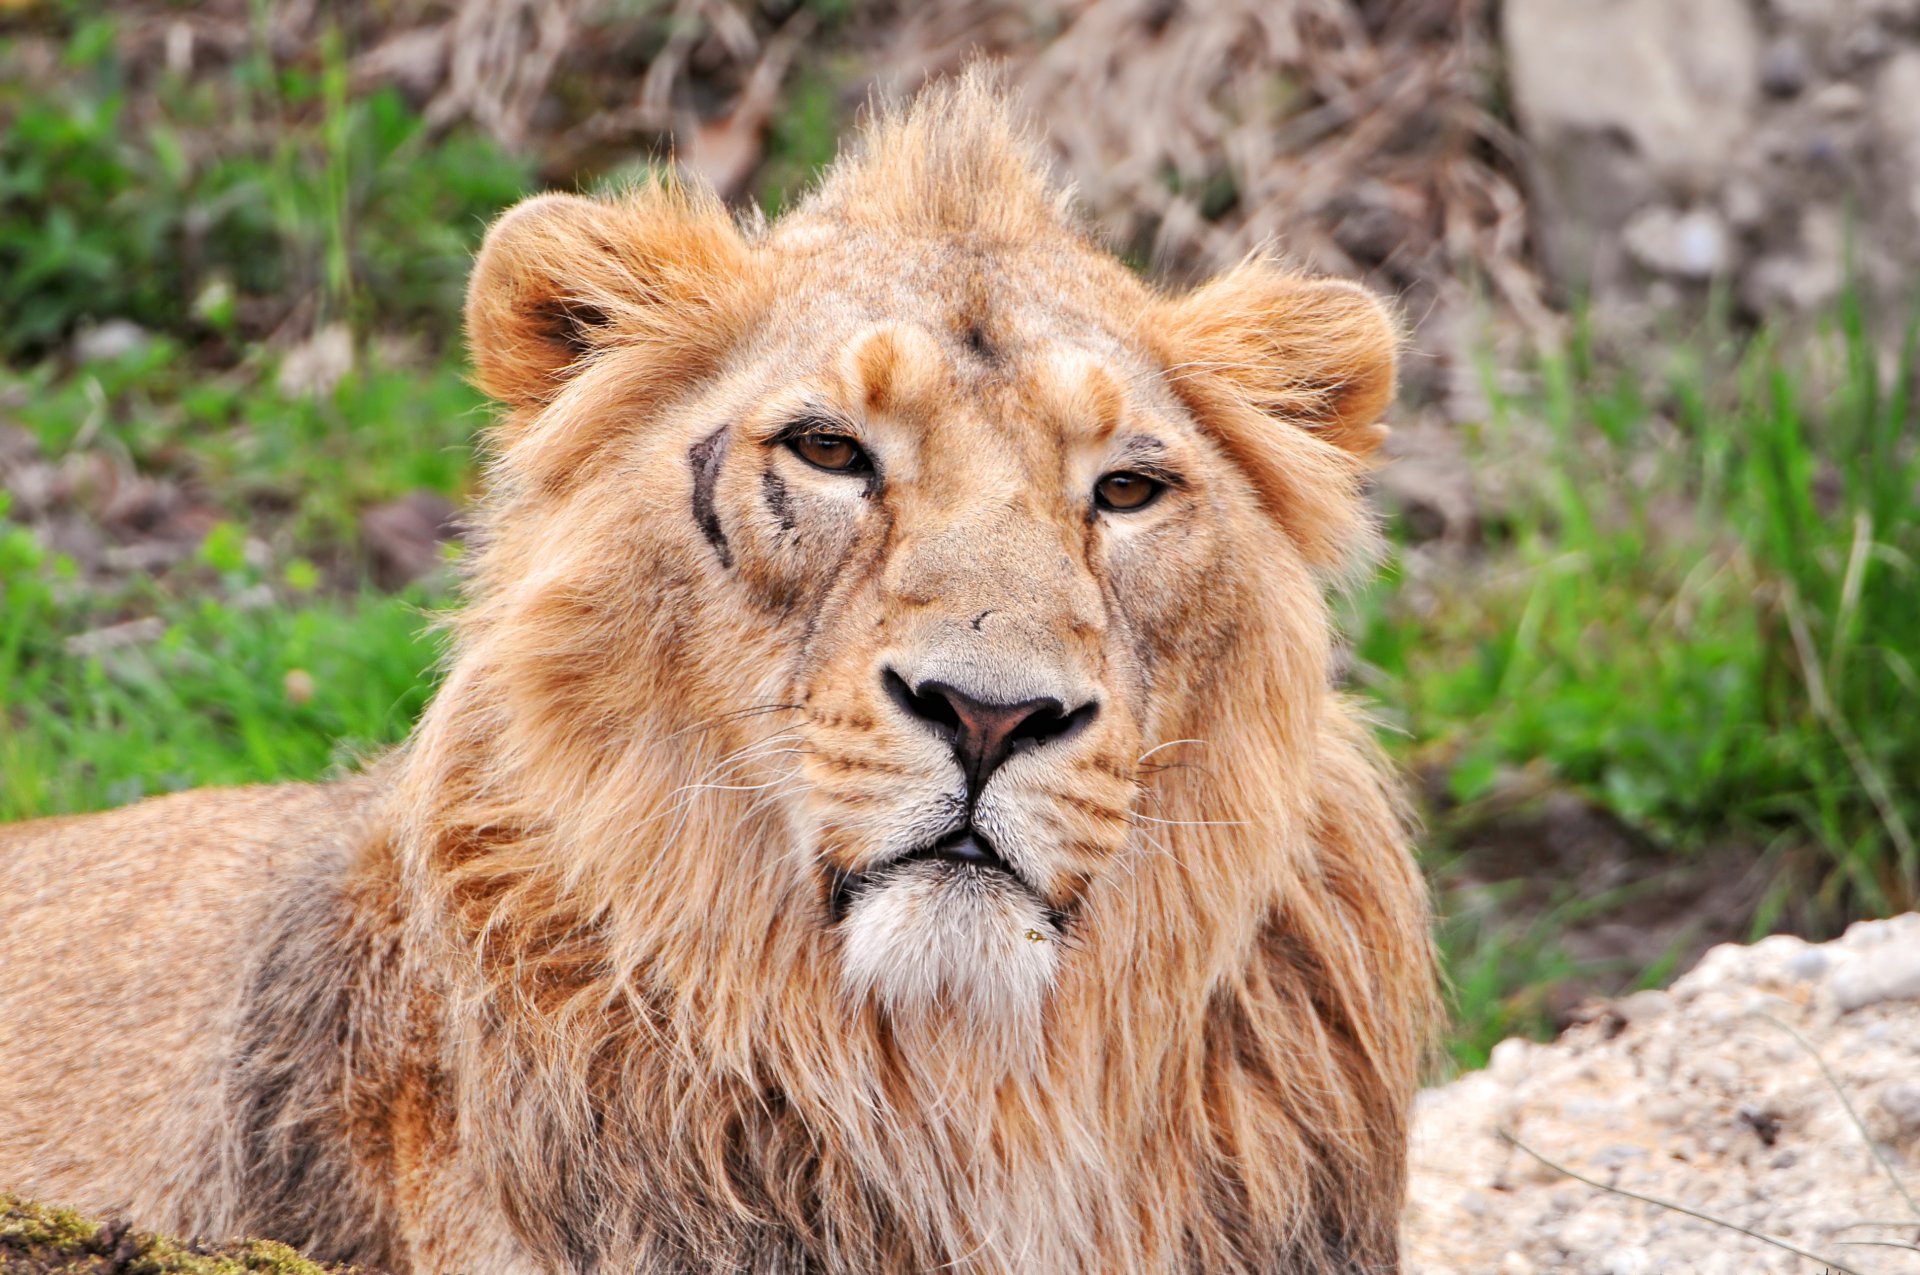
xmin=0 ymin=1194 xmax=366 ymax=1274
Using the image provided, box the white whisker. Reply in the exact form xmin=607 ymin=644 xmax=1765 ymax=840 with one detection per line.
xmin=1135 ymin=738 xmax=1209 ymax=763
xmin=1126 ymin=811 xmax=1247 ymax=828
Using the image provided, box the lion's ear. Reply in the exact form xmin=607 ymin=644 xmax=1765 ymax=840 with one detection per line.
xmin=1151 ymin=260 xmax=1398 ymax=456
xmin=465 ymin=188 xmax=754 ymax=409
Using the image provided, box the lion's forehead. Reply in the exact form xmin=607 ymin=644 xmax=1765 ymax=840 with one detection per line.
xmin=734 ymin=252 xmax=1182 ymax=471
xmin=764 ymin=225 xmax=1148 ymax=360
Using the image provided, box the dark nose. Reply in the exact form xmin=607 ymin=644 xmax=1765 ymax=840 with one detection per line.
xmin=883 ymin=669 xmax=1098 ymax=797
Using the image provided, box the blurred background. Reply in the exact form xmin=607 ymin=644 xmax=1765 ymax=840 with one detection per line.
xmin=1 ymin=0 xmax=1914 ymax=1071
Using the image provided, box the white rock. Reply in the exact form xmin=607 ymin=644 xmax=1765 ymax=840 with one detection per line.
xmin=1502 ymin=0 xmax=1759 ymax=181
xmin=277 ymin=323 xmax=356 ymax=400
xmin=1614 ymin=989 xmax=1673 ymax=1022
xmin=1407 ymin=916 xmax=1920 ymax=1270
xmin=1489 ymin=1037 xmax=1536 ymax=1084
xmin=1783 ymin=948 xmax=1830 ymax=981
xmin=1607 ymin=1248 xmax=1655 ymax=1275
xmin=1830 ymin=945 xmax=1920 ymax=1011
xmin=1876 ymin=1081 xmax=1920 ymax=1136
xmin=71 ymin=319 xmax=150 ymax=364
xmin=1623 ymin=204 xmax=1733 ymax=279
xmin=1555 ymin=1205 xmax=1620 ymax=1252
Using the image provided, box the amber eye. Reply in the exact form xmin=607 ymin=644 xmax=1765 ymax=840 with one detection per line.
xmin=788 ymin=433 xmax=869 ymax=474
xmin=1094 ymin=471 xmax=1164 ymax=512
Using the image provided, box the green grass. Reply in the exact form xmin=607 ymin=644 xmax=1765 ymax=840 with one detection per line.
xmin=5 ymin=336 xmax=491 ymax=548
xmin=0 ymin=15 xmax=492 ymax=823
xmin=0 ymin=509 xmax=445 ymax=822
xmin=1353 ymin=298 xmax=1920 ymax=1065
xmin=0 ymin=15 xmax=531 ymax=359
xmin=756 ymin=61 xmax=852 ymax=214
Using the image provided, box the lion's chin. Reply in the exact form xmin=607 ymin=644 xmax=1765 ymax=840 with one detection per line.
xmin=838 ymin=858 xmax=1062 ymax=1052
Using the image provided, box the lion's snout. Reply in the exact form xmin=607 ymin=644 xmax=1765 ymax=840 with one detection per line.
xmin=879 ymin=667 xmax=1098 ymax=799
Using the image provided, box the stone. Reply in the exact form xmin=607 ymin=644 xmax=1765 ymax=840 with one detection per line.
xmin=1489 ymin=1037 xmax=1536 ymax=1084
xmin=71 ymin=319 xmax=150 ymax=364
xmin=1810 ymin=82 xmax=1867 ymax=118
xmin=1613 ymin=989 xmax=1673 ymax=1023
xmin=1502 ymin=0 xmax=1760 ymax=181
xmin=1783 ymin=947 xmax=1829 ymax=981
xmin=1607 ymin=1248 xmax=1655 ymax=1275
xmin=1487 ymin=0 xmax=1920 ymax=331
xmin=277 ymin=323 xmax=355 ymax=399
xmin=1831 ymin=946 xmax=1920 ymax=1011
xmin=1722 ymin=179 xmax=1769 ymax=230
xmin=360 ymin=490 xmax=462 ymax=589
xmin=283 ymin=669 xmax=317 ymax=707
xmin=1624 ymin=206 xmax=1732 ymax=280
xmin=1874 ymin=52 xmax=1920 ymax=228
xmin=1875 ymin=1082 xmax=1920 ymax=1138
xmin=1501 ymin=0 xmax=1758 ymax=296
xmin=1760 ymin=38 xmax=1810 ymax=97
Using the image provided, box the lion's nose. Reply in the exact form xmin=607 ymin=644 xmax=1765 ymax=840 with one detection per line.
xmin=882 ymin=668 xmax=1098 ymax=797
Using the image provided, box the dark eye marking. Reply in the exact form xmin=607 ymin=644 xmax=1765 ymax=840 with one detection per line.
xmin=964 ymin=323 xmax=996 ymax=365
xmin=762 ymin=467 xmax=796 ymax=532
xmin=689 ymin=424 xmax=733 ymax=567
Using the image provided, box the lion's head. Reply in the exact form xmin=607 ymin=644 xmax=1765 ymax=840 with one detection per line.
xmin=439 ymin=74 xmax=1393 ymax=1020
xmin=398 ymin=72 xmax=1426 ymax=1270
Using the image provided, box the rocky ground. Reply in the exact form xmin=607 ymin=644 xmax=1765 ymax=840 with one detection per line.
xmin=1406 ymin=914 xmax=1920 ymax=1273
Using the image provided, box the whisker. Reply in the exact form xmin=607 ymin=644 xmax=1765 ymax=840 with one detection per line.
xmin=1126 ymin=811 xmax=1247 ymax=829
xmin=638 ymin=728 xmax=811 ymax=828
xmin=1122 ymin=825 xmax=1190 ymax=878
xmin=1135 ymin=737 xmax=1209 ymax=763
xmin=654 ymin=703 xmax=805 ymax=747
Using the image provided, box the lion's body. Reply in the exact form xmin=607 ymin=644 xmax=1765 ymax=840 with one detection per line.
xmin=0 ymin=75 xmax=1433 ymax=1273
xmin=1 ymin=785 xmax=348 ymax=1233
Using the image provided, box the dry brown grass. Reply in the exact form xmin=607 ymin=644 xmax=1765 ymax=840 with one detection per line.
xmin=97 ymin=0 xmax=1550 ymax=342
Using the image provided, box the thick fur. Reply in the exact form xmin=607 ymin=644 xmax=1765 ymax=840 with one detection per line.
xmin=0 ymin=74 xmax=1434 ymax=1273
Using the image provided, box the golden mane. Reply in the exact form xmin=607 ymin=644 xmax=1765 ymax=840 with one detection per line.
xmin=802 ymin=73 xmax=1074 ymax=243
xmin=383 ymin=84 xmax=1432 ymax=1266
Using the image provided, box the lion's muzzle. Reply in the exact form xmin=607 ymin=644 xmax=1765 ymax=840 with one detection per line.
xmin=880 ymin=668 xmax=1098 ymax=799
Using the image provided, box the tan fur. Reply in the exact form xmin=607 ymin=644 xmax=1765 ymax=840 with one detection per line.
xmin=0 ymin=72 xmax=1433 ymax=1273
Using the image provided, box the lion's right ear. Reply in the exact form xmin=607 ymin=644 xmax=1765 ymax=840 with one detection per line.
xmin=464 ymin=188 xmax=755 ymax=410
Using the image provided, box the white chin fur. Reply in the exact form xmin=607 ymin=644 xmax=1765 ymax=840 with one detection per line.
xmin=839 ymin=860 xmax=1061 ymax=1047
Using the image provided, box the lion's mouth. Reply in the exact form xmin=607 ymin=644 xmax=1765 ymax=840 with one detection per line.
xmin=827 ymin=826 xmax=1034 ymax=923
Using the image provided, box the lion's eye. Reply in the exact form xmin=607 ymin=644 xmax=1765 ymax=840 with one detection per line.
xmin=1094 ymin=471 xmax=1163 ymax=512
xmin=788 ymin=433 xmax=870 ymax=474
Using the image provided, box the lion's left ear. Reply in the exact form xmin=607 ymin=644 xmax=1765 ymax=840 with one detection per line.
xmin=1149 ymin=260 xmax=1398 ymax=457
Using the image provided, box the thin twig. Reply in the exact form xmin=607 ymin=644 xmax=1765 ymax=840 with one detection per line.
xmin=1756 ymin=1011 xmax=1920 ymax=1221
xmin=1495 ymin=1129 xmax=1867 ymax=1275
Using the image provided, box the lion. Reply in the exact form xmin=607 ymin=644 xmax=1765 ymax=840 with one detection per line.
xmin=0 ymin=74 xmax=1434 ymax=1273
